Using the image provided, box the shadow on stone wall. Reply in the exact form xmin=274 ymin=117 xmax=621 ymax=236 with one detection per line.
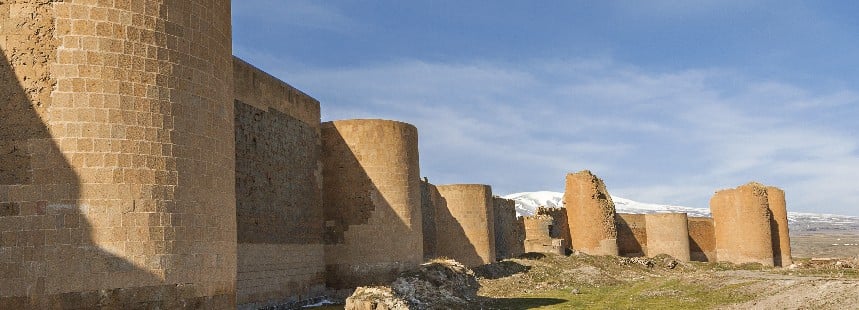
xmin=321 ymin=125 xmax=422 ymax=290
xmin=0 ymin=46 xmax=160 ymax=308
xmin=432 ymin=195 xmax=484 ymax=267
xmin=616 ymin=216 xmax=645 ymax=257
xmin=770 ymin=218 xmax=784 ymax=267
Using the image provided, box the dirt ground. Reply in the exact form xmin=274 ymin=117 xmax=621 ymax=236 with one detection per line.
xmin=474 ymin=253 xmax=859 ymax=309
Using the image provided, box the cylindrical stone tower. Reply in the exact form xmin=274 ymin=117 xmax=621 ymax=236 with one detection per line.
xmin=645 ymin=213 xmax=691 ymax=261
xmin=564 ymin=170 xmax=619 ymax=256
xmin=435 ymin=184 xmax=496 ymax=267
xmin=766 ymin=186 xmax=792 ymax=267
xmin=1 ymin=0 xmax=235 ymax=308
xmin=710 ymin=182 xmax=774 ymax=266
xmin=321 ymin=119 xmax=423 ymax=289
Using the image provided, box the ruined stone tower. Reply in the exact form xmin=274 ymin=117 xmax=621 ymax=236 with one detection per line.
xmin=434 ymin=184 xmax=496 ymax=267
xmin=233 ymin=58 xmax=325 ymax=308
xmin=321 ymin=119 xmax=423 ymax=289
xmin=645 ymin=213 xmax=691 ymax=261
xmin=710 ymin=182 xmax=774 ymax=266
xmin=523 ymin=215 xmax=565 ymax=255
xmin=1 ymin=0 xmax=236 ymax=308
xmin=564 ymin=170 xmax=619 ymax=256
xmin=766 ymin=186 xmax=792 ymax=267
xmin=687 ymin=217 xmax=717 ymax=262
xmin=616 ymin=213 xmax=647 ymax=257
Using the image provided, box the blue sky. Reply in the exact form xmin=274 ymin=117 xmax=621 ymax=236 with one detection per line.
xmin=232 ymin=1 xmax=859 ymax=216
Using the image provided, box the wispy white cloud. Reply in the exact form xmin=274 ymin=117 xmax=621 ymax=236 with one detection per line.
xmin=238 ymin=51 xmax=859 ymax=215
xmin=232 ymin=0 xmax=359 ymax=33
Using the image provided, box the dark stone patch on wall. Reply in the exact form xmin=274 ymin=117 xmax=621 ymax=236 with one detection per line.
xmin=235 ymin=100 xmax=323 ymax=244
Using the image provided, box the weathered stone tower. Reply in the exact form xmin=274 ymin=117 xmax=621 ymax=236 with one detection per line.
xmin=710 ymin=182 xmax=774 ymax=266
xmin=688 ymin=217 xmax=717 ymax=262
xmin=564 ymin=170 xmax=619 ymax=256
xmin=321 ymin=119 xmax=423 ymax=289
xmin=645 ymin=213 xmax=691 ymax=261
xmin=435 ymin=184 xmax=496 ymax=267
xmin=766 ymin=186 xmax=792 ymax=267
xmin=233 ymin=58 xmax=325 ymax=308
xmin=1 ymin=0 xmax=236 ymax=308
xmin=493 ymin=197 xmax=524 ymax=260
xmin=616 ymin=213 xmax=647 ymax=257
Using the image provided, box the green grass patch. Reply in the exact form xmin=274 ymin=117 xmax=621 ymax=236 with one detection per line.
xmin=484 ymin=278 xmax=758 ymax=309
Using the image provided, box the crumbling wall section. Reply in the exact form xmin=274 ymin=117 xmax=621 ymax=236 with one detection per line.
xmin=536 ymin=206 xmax=572 ymax=251
xmin=564 ymin=170 xmax=619 ymax=255
xmin=616 ymin=213 xmax=647 ymax=257
xmin=493 ymin=197 xmax=524 ymax=259
xmin=523 ymin=215 xmax=564 ymax=255
xmin=233 ymin=58 xmax=325 ymax=308
xmin=645 ymin=213 xmax=691 ymax=261
xmin=711 ymin=182 xmax=774 ymax=266
xmin=321 ymin=119 xmax=423 ymax=289
xmin=435 ymin=184 xmax=496 ymax=267
xmin=766 ymin=186 xmax=792 ymax=267
xmin=2 ymin=1 xmax=236 ymax=308
xmin=688 ymin=217 xmax=717 ymax=262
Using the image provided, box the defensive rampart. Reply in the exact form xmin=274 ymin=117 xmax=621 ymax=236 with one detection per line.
xmin=564 ymin=170 xmax=619 ymax=255
xmin=536 ymin=206 xmax=572 ymax=252
xmin=233 ymin=58 xmax=325 ymax=308
xmin=688 ymin=217 xmax=717 ymax=262
xmin=494 ymin=197 xmax=524 ymax=259
xmin=321 ymin=119 xmax=423 ymax=289
xmin=616 ymin=214 xmax=647 ymax=257
xmin=1 ymin=1 xmax=236 ymax=308
xmin=435 ymin=184 xmax=496 ymax=267
xmin=523 ymin=215 xmax=565 ymax=255
xmin=645 ymin=213 xmax=691 ymax=261
xmin=711 ymin=182 xmax=774 ymax=266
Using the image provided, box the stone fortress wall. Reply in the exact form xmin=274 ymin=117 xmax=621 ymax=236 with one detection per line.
xmin=433 ymin=184 xmax=496 ymax=267
xmin=2 ymin=0 xmax=236 ymax=308
xmin=493 ymin=197 xmax=524 ymax=260
xmin=645 ymin=213 xmax=691 ymax=261
xmin=536 ymin=206 xmax=572 ymax=252
xmin=233 ymin=58 xmax=325 ymax=308
xmin=687 ymin=217 xmax=717 ymax=262
xmin=1 ymin=2 xmax=795 ymax=308
xmin=320 ymin=120 xmax=423 ymax=289
xmin=616 ymin=213 xmax=648 ymax=257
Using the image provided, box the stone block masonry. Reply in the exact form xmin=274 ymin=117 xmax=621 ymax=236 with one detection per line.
xmin=494 ymin=197 xmax=524 ymax=259
xmin=435 ymin=184 xmax=496 ymax=267
xmin=2 ymin=0 xmax=236 ymax=308
xmin=688 ymin=217 xmax=717 ymax=262
xmin=564 ymin=170 xmax=619 ymax=256
xmin=233 ymin=58 xmax=325 ymax=309
xmin=645 ymin=213 xmax=691 ymax=261
xmin=711 ymin=182 xmax=774 ymax=266
xmin=321 ymin=119 xmax=423 ymax=289
xmin=616 ymin=213 xmax=647 ymax=257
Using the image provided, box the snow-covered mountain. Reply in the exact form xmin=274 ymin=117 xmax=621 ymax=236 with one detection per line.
xmin=502 ymin=191 xmax=859 ymax=233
